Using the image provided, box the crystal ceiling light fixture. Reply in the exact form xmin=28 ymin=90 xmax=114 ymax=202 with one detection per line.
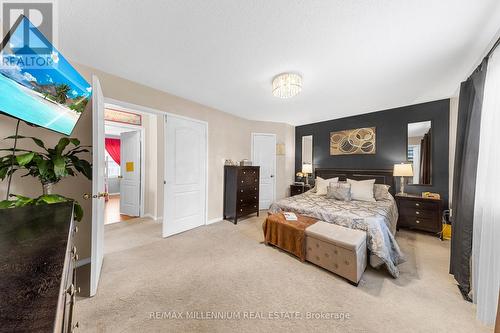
xmin=272 ymin=73 xmax=302 ymax=98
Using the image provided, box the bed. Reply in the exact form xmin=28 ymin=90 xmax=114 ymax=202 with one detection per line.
xmin=269 ymin=168 xmax=406 ymax=277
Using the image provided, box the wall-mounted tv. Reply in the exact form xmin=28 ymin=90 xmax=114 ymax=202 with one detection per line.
xmin=0 ymin=15 xmax=91 ymax=135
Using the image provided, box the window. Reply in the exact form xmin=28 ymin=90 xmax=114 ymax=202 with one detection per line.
xmin=105 ymin=150 xmax=121 ymax=178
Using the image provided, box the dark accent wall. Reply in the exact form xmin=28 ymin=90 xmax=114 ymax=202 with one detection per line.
xmin=295 ymin=99 xmax=450 ymax=206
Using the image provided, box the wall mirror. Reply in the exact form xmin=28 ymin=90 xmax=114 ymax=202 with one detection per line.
xmin=407 ymin=121 xmax=432 ymax=185
xmin=301 ymin=135 xmax=313 ymax=166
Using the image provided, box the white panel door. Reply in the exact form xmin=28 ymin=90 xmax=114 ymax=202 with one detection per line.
xmin=163 ymin=115 xmax=207 ymax=237
xmin=252 ymin=133 xmax=276 ymax=209
xmin=91 ymin=75 xmax=105 ymax=297
xmin=120 ymin=131 xmax=141 ymax=217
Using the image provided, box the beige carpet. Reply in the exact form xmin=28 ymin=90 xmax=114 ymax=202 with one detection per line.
xmin=76 ymin=214 xmax=491 ymax=333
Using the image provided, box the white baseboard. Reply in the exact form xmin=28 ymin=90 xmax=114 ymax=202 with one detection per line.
xmin=143 ymin=214 xmax=163 ymax=223
xmin=207 ymin=217 xmax=223 ymax=225
xmin=76 ymin=257 xmax=91 ymax=268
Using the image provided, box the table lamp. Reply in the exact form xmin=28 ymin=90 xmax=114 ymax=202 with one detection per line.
xmin=302 ymin=163 xmax=313 ymax=186
xmin=393 ymin=163 xmax=413 ymax=195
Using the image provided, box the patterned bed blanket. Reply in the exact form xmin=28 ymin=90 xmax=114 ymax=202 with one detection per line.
xmin=269 ymin=192 xmax=406 ymax=277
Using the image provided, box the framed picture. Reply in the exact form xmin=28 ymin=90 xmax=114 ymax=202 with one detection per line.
xmin=330 ymin=127 xmax=376 ymax=155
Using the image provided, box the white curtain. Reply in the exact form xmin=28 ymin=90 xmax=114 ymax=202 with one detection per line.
xmin=472 ymin=46 xmax=500 ymax=325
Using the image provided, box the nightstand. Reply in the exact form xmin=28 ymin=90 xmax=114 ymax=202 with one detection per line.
xmin=395 ymin=194 xmax=443 ymax=237
xmin=290 ymin=184 xmax=312 ymax=196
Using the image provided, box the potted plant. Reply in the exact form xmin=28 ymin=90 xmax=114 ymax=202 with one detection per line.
xmin=0 ymin=136 xmax=92 ymax=221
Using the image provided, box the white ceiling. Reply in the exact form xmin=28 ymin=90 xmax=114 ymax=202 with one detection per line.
xmin=59 ymin=1 xmax=500 ymax=125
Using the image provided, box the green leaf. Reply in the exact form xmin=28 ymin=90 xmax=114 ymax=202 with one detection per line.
xmin=0 ymin=148 xmax=32 ymax=153
xmin=53 ymin=156 xmax=66 ymax=178
xmin=68 ymin=149 xmax=90 ymax=155
xmin=69 ymin=138 xmax=80 ymax=146
xmin=30 ymin=137 xmax=46 ymax=150
xmin=0 ymin=200 xmax=15 ymax=209
xmin=38 ymin=194 xmax=65 ymax=204
xmin=69 ymin=156 xmax=92 ymax=180
xmin=0 ymin=166 xmax=8 ymax=180
xmin=55 ymin=137 xmax=70 ymax=155
xmin=10 ymin=194 xmax=31 ymax=201
xmin=16 ymin=152 xmax=35 ymax=166
xmin=4 ymin=135 xmax=47 ymax=151
xmin=73 ymin=201 xmax=83 ymax=221
xmin=35 ymin=159 xmax=50 ymax=178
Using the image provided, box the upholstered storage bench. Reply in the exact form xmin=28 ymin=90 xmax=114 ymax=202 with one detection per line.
xmin=305 ymin=221 xmax=367 ymax=286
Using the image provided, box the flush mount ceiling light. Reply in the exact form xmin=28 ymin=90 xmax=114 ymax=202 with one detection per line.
xmin=272 ymin=73 xmax=302 ymax=98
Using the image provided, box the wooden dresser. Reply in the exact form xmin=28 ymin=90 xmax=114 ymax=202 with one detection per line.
xmin=223 ymin=166 xmax=260 ymax=224
xmin=395 ymin=194 xmax=442 ymax=236
xmin=0 ymin=202 xmax=79 ymax=332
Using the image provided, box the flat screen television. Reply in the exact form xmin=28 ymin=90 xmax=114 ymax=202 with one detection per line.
xmin=0 ymin=15 xmax=91 ymax=135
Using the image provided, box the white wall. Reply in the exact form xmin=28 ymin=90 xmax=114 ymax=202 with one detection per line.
xmin=143 ymin=113 xmax=159 ymax=219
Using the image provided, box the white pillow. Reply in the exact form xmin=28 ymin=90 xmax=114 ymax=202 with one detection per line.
xmin=347 ymin=179 xmax=376 ymax=202
xmin=374 ymin=184 xmax=391 ymax=201
xmin=314 ymin=177 xmax=339 ymax=195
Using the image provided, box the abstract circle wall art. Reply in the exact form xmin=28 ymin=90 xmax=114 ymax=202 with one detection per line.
xmin=330 ymin=127 xmax=376 ymax=155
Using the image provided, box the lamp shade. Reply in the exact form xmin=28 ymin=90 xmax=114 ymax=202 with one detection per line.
xmin=393 ymin=163 xmax=413 ymax=177
xmin=302 ymin=163 xmax=313 ymax=174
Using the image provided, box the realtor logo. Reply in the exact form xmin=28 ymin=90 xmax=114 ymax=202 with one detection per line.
xmin=1 ymin=0 xmax=57 ymax=52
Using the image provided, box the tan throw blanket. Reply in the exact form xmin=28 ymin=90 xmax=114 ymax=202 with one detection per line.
xmin=262 ymin=213 xmax=318 ymax=261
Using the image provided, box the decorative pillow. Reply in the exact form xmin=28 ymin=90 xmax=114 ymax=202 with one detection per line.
xmin=313 ymin=177 xmax=339 ymax=195
xmin=374 ymin=184 xmax=391 ymax=201
xmin=346 ymin=179 xmax=376 ymax=202
xmin=326 ymin=182 xmax=352 ymax=201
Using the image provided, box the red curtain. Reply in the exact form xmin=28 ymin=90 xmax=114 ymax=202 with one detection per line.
xmin=105 ymin=138 xmax=121 ymax=165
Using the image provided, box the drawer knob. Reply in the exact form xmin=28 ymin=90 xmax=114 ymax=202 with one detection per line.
xmin=241 ymin=181 xmax=243 ymax=183
xmin=416 ymin=220 xmax=420 ymax=224
xmin=240 ymin=209 xmax=243 ymax=212
xmin=240 ymin=190 xmax=243 ymax=192
xmin=416 ymin=203 xmax=420 ymax=207
xmin=416 ymin=211 xmax=420 ymax=215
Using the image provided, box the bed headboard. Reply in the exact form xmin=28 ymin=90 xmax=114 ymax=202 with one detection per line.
xmin=314 ymin=168 xmax=395 ymax=195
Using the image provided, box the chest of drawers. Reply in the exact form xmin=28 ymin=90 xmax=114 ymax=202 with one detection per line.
xmin=395 ymin=194 xmax=442 ymax=236
xmin=290 ymin=184 xmax=312 ymax=196
xmin=223 ymin=166 xmax=260 ymax=224
xmin=0 ymin=201 xmax=79 ymax=332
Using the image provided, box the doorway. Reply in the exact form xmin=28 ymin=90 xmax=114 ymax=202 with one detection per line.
xmin=251 ymin=133 xmax=276 ymax=210
xmin=103 ymin=121 xmax=144 ymax=224
xmin=91 ymin=89 xmax=209 ymax=296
